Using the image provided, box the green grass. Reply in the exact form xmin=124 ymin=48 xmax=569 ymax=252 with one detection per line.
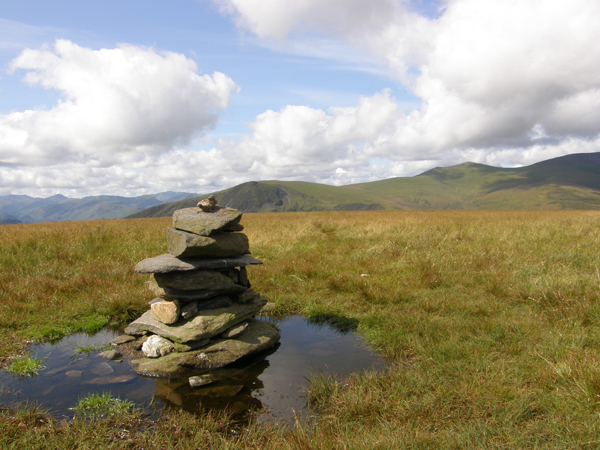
xmin=2 ymin=210 xmax=600 ymax=448
xmin=7 ymin=353 xmax=46 ymax=377
xmin=71 ymin=392 xmax=136 ymax=419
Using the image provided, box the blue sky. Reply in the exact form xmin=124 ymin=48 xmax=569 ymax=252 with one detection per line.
xmin=1 ymin=0 xmax=599 ymax=197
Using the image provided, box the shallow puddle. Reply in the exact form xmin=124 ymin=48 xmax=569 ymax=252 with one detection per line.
xmin=0 ymin=316 xmax=385 ymax=425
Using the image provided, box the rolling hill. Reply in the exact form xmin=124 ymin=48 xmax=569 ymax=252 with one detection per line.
xmin=127 ymin=152 xmax=600 ymax=218
xmin=0 ymin=191 xmax=199 ymax=224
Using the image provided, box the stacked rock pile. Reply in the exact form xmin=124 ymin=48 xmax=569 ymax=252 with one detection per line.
xmin=123 ymin=196 xmax=280 ymax=381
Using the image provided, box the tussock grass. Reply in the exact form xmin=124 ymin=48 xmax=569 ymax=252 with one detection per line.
xmin=72 ymin=392 xmax=136 ymax=419
xmin=2 ymin=210 xmax=600 ymax=447
xmin=0 ymin=218 xmax=168 ymax=360
xmin=7 ymin=353 xmax=45 ymax=377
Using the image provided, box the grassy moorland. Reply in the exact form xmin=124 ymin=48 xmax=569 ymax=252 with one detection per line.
xmin=2 ymin=211 xmax=600 ymax=448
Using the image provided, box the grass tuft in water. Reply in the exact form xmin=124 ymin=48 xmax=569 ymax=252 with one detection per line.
xmin=72 ymin=392 xmax=135 ymax=419
xmin=7 ymin=354 xmax=46 ymax=377
xmin=71 ymin=342 xmax=112 ymax=355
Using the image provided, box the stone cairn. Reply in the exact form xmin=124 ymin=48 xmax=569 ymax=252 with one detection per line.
xmin=122 ymin=196 xmax=280 ymax=385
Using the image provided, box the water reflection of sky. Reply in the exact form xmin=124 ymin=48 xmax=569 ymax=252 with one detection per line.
xmin=0 ymin=316 xmax=385 ymax=425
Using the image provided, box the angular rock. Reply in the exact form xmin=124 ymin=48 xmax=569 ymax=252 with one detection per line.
xmin=197 ymin=194 xmax=217 ymax=212
xmin=239 ymin=266 xmax=249 ymax=287
xmin=130 ymin=319 xmax=280 ymax=376
xmin=153 ymin=270 xmax=234 ymax=291
xmin=166 ymin=228 xmax=249 ymax=258
xmin=220 ymin=321 xmax=249 ymax=339
xmin=110 ymin=335 xmax=136 ymax=346
xmin=151 ymin=300 xmax=180 ymax=325
xmin=124 ymin=296 xmax=267 ymax=343
xmin=236 ymin=289 xmax=262 ymax=304
xmin=142 ymin=335 xmax=175 ymax=358
xmin=223 ymin=268 xmax=239 ymax=284
xmin=223 ymin=223 xmax=244 ymax=232
xmin=146 ymin=280 xmax=245 ymax=302
xmin=180 ymin=297 xmax=233 ymax=319
xmin=172 ymin=206 xmax=242 ymax=237
xmin=197 ymin=296 xmax=233 ymax=311
xmin=98 ymin=350 xmax=121 ymax=361
xmin=135 ymin=254 xmax=262 ymax=274
xmin=172 ymin=338 xmax=210 ymax=353
xmin=180 ymin=301 xmax=198 ymax=319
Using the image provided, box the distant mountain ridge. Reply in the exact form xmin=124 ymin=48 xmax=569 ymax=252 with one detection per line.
xmin=128 ymin=152 xmax=600 ymax=218
xmin=0 ymin=191 xmax=199 ymax=224
xmin=5 ymin=152 xmax=600 ymax=225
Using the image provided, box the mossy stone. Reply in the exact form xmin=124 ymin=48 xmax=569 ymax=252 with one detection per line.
xmin=129 ymin=319 xmax=280 ymax=377
xmin=124 ymin=296 xmax=266 ymax=343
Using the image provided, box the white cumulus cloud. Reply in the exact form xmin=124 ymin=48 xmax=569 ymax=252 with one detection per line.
xmin=215 ymin=0 xmax=600 ymax=170
xmin=0 ymin=40 xmax=239 ymax=167
xmin=3 ymin=1 xmax=600 ymax=197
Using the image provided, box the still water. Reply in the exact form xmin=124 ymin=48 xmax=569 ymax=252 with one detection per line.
xmin=0 ymin=316 xmax=385 ymax=424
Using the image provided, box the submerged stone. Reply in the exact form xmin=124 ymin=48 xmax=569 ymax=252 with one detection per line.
xmin=172 ymin=206 xmax=242 ymax=236
xmin=188 ymin=373 xmax=220 ymax=388
xmin=166 ymin=228 xmax=249 ymax=258
xmin=98 ymin=350 xmax=121 ymax=361
xmin=90 ymin=363 xmax=114 ymax=376
xmin=83 ymin=375 xmax=135 ymax=385
xmin=124 ymin=296 xmax=267 ymax=343
xmin=134 ymin=254 xmax=262 ymax=274
xmin=199 ymin=384 xmax=245 ymax=397
xmin=130 ymin=319 xmax=280 ymax=377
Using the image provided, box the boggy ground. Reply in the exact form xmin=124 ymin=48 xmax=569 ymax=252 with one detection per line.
xmin=1 ymin=210 xmax=600 ymax=448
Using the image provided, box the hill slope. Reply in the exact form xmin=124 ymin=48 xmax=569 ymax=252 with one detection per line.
xmin=0 ymin=192 xmax=199 ymax=224
xmin=129 ymin=152 xmax=600 ymax=218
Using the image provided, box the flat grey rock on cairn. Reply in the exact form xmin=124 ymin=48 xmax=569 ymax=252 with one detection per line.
xmin=122 ymin=198 xmax=280 ymax=381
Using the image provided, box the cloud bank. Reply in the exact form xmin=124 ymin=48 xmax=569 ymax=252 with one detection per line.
xmin=2 ymin=0 xmax=600 ymax=196
xmin=217 ymin=0 xmax=600 ymax=161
